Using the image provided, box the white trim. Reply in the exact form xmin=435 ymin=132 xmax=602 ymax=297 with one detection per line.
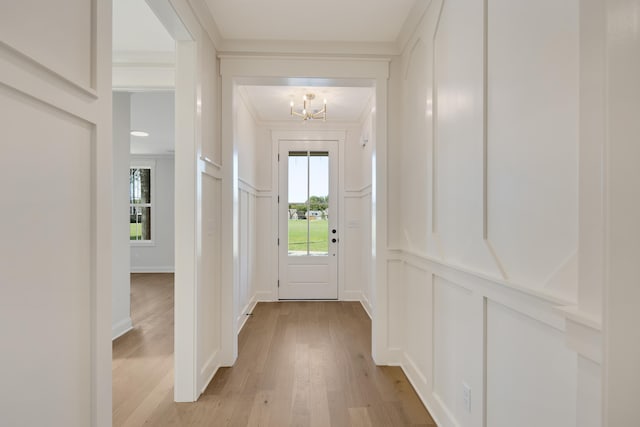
xmin=220 ymin=55 xmax=390 ymax=373
xmin=237 ymin=295 xmax=259 ymax=334
xmin=199 ymin=353 xmax=221 ymax=395
xmin=130 ymin=266 xmax=175 ymax=273
xmin=111 ymin=317 xmax=133 ymax=341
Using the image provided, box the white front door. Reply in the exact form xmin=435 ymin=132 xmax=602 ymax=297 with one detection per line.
xmin=278 ymin=140 xmax=339 ymax=299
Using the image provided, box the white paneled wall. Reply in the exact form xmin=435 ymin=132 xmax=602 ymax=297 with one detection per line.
xmin=486 ymin=0 xmax=579 ymax=296
xmin=235 ymin=95 xmax=264 ymax=330
xmin=486 ymin=301 xmax=576 ymax=427
xmin=387 ymin=0 xmax=599 ymax=425
xmin=0 ymin=0 xmax=112 ymax=423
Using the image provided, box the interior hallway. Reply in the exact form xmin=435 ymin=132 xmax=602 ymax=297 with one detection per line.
xmin=113 ymin=274 xmax=435 ymax=426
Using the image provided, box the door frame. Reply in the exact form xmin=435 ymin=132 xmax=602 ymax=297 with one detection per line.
xmin=277 ymin=138 xmax=340 ymax=300
xmin=272 ymin=131 xmax=347 ymax=301
xmin=221 ymin=56 xmax=389 ymax=365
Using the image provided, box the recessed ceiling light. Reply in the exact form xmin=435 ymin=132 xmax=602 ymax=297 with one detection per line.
xmin=130 ymin=130 xmax=149 ymax=137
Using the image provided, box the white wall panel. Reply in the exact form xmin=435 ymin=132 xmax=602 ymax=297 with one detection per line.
xmin=433 ymin=0 xmax=501 ymax=277
xmin=344 ymin=197 xmax=362 ymax=296
xmin=0 ymin=87 xmax=93 ymax=426
xmin=254 ymin=196 xmax=274 ymax=298
xmin=433 ymin=276 xmax=482 ymax=427
xmin=0 ymin=0 xmax=93 ymax=89
xmin=486 ymin=0 xmax=579 ymax=294
xmin=401 ymin=38 xmax=431 ymax=254
xmin=404 ymin=264 xmax=433 ymax=384
xmin=386 ymin=260 xmax=405 ymax=351
xmin=198 ymin=173 xmax=222 ymax=391
xmin=487 ymin=300 xmax=576 ymax=427
xmin=201 ymin=35 xmax=220 ymax=164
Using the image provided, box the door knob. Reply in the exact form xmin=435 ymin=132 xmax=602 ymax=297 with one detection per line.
xmin=332 ymin=238 xmax=337 ymax=243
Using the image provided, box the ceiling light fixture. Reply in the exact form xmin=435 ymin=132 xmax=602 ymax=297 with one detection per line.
xmin=130 ymin=130 xmax=149 ymax=137
xmin=290 ymin=93 xmax=327 ymax=121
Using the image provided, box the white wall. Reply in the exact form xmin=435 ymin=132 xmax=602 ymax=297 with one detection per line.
xmin=130 ymin=155 xmax=175 ymax=272
xmin=386 ymin=0 xmax=600 ymax=426
xmin=112 ymin=92 xmax=132 ymax=339
xmin=236 ymin=94 xmax=263 ymax=331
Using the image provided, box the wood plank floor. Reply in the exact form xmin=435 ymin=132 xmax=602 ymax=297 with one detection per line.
xmin=113 ymin=273 xmax=436 ymax=426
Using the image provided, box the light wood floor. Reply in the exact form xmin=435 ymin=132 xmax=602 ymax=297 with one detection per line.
xmin=113 ymin=273 xmax=435 ymax=426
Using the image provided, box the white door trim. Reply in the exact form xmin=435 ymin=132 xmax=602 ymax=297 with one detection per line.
xmin=277 ymin=139 xmax=339 ymax=299
xmin=271 ymin=131 xmax=347 ymax=301
xmin=221 ymin=56 xmax=390 ymax=366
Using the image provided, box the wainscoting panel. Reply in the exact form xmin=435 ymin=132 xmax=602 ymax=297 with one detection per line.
xmin=433 ymin=276 xmax=482 ymax=427
xmin=198 ymin=173 xmax=223 ymax=392
xmin=486 ymin=300 xmax=576 ymax=427
xmin=0 ymin=0 xmax=94 ymax=90
xmin=0 ymin=85 xmax=94 ymax=426
xmin=404 ymin=263 xmax=434 ymax=386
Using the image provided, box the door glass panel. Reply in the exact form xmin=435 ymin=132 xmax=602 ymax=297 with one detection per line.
xmin=288 ymin=152 xmax=308 ymax=255
xmin=287 ymin=151 xmax=329 ymax=256
xmin=308 ymin=152 xmax=329 ymax=255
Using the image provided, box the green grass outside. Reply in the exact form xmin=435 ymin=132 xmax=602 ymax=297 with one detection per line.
xmin=130 ymin=223 xmax=143 ymax=240
xmin=288 ymin=219 xmax=328 ymax=253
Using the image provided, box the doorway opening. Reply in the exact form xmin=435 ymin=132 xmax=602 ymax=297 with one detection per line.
xmin=111 ymin=0 xmax=196 ymax=419
xmin=231 ymin=80 xmax=376 ymax=325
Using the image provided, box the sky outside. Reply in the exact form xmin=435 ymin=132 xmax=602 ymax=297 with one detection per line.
xmin=288 ymin=154 xmax=329 ymax=204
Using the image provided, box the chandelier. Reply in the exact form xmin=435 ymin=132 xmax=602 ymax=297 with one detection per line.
xmin=290 ymin=93 xmax=327 ymax=121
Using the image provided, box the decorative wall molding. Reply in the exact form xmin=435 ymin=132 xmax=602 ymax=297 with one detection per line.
xmin=130 ymin=266 xmax=175 ymax=273
xmin=389 ymin=248 xmax=574 ymax=309
xmin=239 ymin=177 xmax=270 ymax=195
xmin=0 ymin=41 xmax=97 ymax=100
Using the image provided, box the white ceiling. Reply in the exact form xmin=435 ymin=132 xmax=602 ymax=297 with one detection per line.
xmin=112 ymin=0 xmax=175 ymax=54
xmin=241 ymin=85 xmax=374 ymax=122
xmin=205 ymin=0 xmax=418 ymax=43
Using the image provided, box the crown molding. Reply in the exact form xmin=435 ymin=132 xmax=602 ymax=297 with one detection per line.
xmin=396 ymin=0 xmax=432 ymax=55
xmin=187 ymin=0 xmax=224 ymax=48
xmin=218 ymin=39 xmax=399 ymax=57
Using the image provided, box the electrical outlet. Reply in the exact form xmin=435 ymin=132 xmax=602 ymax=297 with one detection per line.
xmin=462 ymin=383 xmax=471 ymax=413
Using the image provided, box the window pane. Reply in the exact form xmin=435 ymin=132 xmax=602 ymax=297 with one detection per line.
xmin=130 ymin=168 xmax=151 ymax=204
xmin=288 ymin=153 xmax=308 ymax=255
xmin=130 ymin=206 xmax=151 ymax=240
xmin=308 ymin=153 xmax=329 ymax=255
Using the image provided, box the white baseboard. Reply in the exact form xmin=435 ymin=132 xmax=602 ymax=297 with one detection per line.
xmin=397 ymin=351 xmax=450 ymax=427
xmin=112 ymin=317 xmax=133 ymax=340
xmin=360 ymin=293 xmax=373 ymax=318
xmin=237 ymin=295 xmax=259 ymax=334
xmin=199 ymin=350 xmax=221 ymax=396
xmin=130 ymin=266 xmax=175 ymax=273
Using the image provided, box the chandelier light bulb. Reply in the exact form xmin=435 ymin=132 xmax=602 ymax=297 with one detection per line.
xmin=289 ymin=92 xmax=327 ymax=121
